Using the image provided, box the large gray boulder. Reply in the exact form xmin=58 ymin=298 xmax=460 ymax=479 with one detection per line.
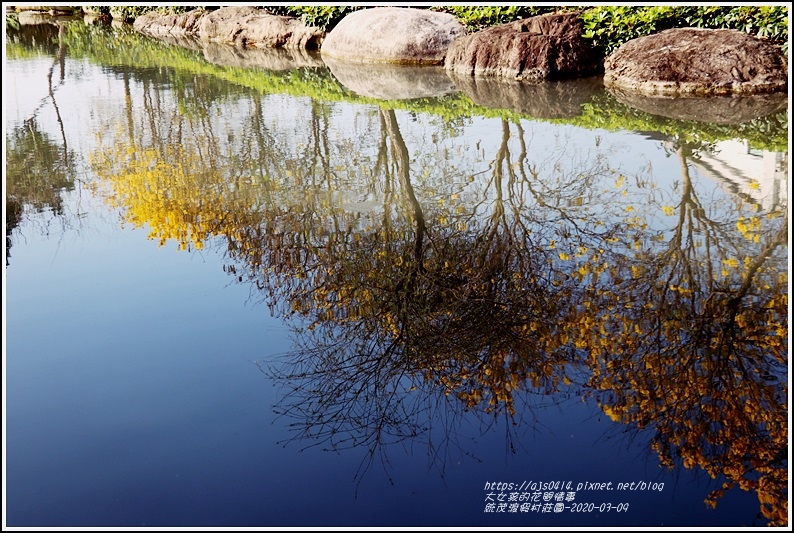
xmin=133 ymin=7 xmax=324 ymax=49
xmin=321 ymin=7 xmax=467 ymax=64
xmin=604 ymin=28 xmax=788 ymax=96
xmin=444 ymin=12 xmax=599 ymax=81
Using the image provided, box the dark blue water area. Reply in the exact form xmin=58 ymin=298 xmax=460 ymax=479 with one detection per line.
xmin=4 ymin=207 xmax=768 ymax=528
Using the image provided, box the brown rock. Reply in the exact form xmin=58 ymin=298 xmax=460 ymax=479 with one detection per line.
xmin=134 ymin=7 xmax=324 ymax=49
xmin=444 ymin=12 xmax=600 ymax=81
xmin=133 ymin=9 xmax=205 ymax=37
xmin=197 ymin=6 xmax=324 ymax=49
xmin=321 ymin=7 xmax=467 ymax=64
xmin=604 ymin=28 xmax=788 ymax=96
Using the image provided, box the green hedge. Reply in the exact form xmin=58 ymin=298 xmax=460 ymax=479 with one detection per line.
xmin=580 ymin=5 xmax=788 ymax=55
xmin=429 ymin=5 xmax=570 ymax=31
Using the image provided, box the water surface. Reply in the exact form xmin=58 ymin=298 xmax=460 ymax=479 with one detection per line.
xmin=4 ymin=17 xmax=789 ymax=527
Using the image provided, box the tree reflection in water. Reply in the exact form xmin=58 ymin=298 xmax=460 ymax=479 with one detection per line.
xmin=90 ymin=84 xmax=788 ymax=524
xmin=581 ymin=141 xmax=788 ymax=525
xmin=261 ymin=112 xmax=585 ymax=485
xmin=6 ymin=24 xmax=77 ymax=265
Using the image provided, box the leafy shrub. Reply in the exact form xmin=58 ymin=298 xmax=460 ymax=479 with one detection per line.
xmin=276 ymin=5 xmax=567 ymax=32
xmin=261 ymin=5 xmax=363 ymax=31
xmin=292 ymin=5 xmax=363 ymax=31
xmin=83 ymin=6 xmax=111 ymax=16
xmin=158 ymin=6 xmax=201 ymax=15
xmin=105 ymin=6 xmax=202 ymax=23
xmin=108 ymin=6 xmax=153 ymax=22
xmin=581 ymin=5 xmax=789 ymax=55
xmin=429 ymin=5 xmax=568 ymax=31
xmin=6 ymin=12 xmax=19 ymax=31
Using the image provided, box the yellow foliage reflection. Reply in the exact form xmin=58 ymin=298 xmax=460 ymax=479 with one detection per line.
xmin=91 ymin=142 xmax=263 ymax=251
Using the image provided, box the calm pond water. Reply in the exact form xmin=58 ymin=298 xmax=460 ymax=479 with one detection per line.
xmin=5 ymin=16 xmax=789 ymax=528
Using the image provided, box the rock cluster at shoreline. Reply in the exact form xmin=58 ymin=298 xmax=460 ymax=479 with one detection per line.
xmin=15 ymin=5 xmax=789 ymax=100
xmin=130 ymin=6 xmax=787 ymax=98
